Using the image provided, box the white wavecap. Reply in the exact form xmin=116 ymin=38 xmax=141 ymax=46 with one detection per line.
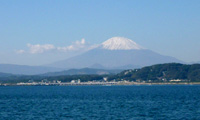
xmin=101 ymin=37 xmax=143 ymax=50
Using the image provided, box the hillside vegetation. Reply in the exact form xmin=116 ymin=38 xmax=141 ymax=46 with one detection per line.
xmin=0 ymin=63 xmax=200 ymax=84
xmin=108 ymin=63 xmax=200 ymax=82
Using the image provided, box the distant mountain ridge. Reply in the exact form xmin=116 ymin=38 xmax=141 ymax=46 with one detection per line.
xmin=89 ymin=63 xmax=141 ymax=70
xmin=48 ymin=37 xmax=182 ymax=69
xmin=41 ymin=68 xmax=122 ymax=76
xmin=0 ymin=72 xmax=13 ymax=77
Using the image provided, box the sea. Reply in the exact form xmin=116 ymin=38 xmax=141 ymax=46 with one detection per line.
xmin=0 ymin=85 xmax=200 ymax=120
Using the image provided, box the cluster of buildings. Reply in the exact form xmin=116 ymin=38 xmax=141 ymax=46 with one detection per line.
xmin=1 ymin=76 xmax=191 ymax=86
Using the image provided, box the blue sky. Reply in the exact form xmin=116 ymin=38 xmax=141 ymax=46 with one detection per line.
xmin=0 ymin=0 xmax=200 ymax=65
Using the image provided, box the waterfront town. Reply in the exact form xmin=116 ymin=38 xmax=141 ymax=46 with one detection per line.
xmin=0 ymin=78 xmax=195 ymax=86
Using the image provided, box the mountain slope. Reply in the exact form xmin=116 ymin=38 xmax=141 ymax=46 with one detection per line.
xmin=49 ymin=48 xmax=181 ymax=69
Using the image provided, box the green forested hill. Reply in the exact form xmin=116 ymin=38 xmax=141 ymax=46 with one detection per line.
xmin=108 ymin=63 xmax=200 ymax=82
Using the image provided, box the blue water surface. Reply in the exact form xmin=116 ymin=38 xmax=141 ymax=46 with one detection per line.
xmin=0 ymin=85 xmax=200 ymax=120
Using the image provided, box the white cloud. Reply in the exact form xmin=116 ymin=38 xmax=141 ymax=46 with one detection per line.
xmin=27 ymin=44 xmax=56 ymax=54
xmin=57 ymin=38 xmax=86 ymax=51
xmin=16 ymin=38 xmax=96 ymax=54
xmin=76 ymin=38 xmax=85 ymax=45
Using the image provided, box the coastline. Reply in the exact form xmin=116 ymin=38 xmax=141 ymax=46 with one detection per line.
xmin=1 ymin=82 xmax=200 ymax=86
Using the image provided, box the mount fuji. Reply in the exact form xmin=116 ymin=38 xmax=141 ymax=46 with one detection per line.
xmin=48 ymin=37 xmax=182 ymax=69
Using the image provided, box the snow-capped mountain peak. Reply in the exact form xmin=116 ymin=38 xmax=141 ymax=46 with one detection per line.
xmin=101 ymin=37 xmax=143 ymax=50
